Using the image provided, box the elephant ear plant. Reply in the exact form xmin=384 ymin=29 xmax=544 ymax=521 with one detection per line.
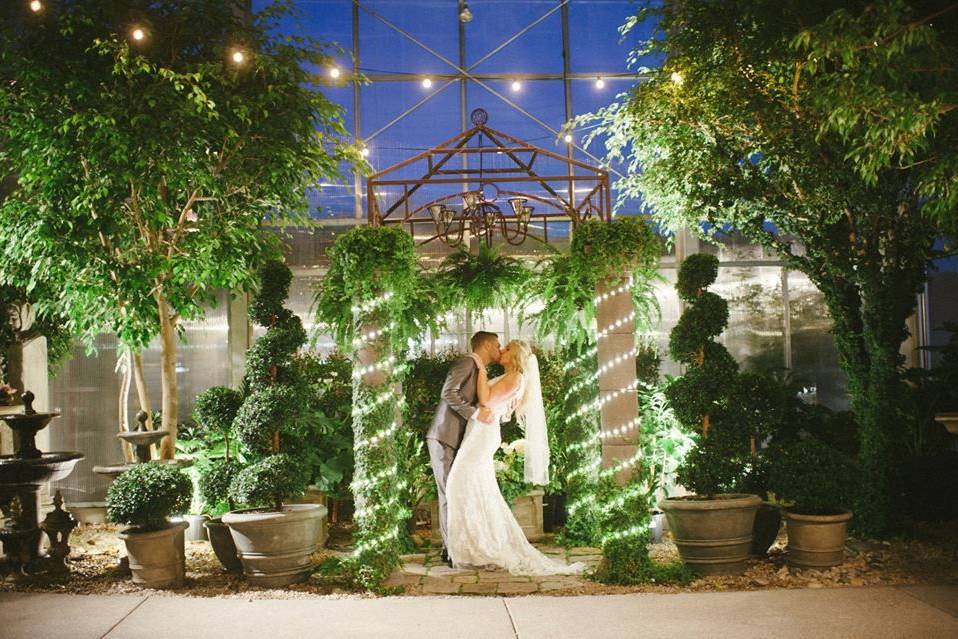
xmin=106 ymin=462 xmax=193 ymax=588
xmin=222 ymin=260 xmax=324 ymax=587
xmin=659 ymin=254 xmax=761 ymax=576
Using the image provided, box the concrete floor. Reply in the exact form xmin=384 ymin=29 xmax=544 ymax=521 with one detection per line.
xmin=1 ymin=585 xmax=956 ymax=639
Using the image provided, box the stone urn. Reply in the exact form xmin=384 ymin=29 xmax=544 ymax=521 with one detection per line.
xmin=660 ymin=493 xmax=761 ymax=575
xmin=204 ymin=518 xmax=242 ymax=573
xmin=510 ymin=489 xmax=545 ymax=542
xmin=783 ymin=509 xmax=852 ymax=569
xmin=118 ymin=520 xmax=189 ymax=589
xmin=223 ymin=503 xmax=326 ymax=587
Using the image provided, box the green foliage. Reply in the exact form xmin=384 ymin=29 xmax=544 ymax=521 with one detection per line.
xmin=193 ymin=387 xmax=243 ymax=441
xmin=674 ymin=254 xmax=719 ymax=302
xmin=197 ymin=457 xmax=243 ymax=517
xmin=229 ymin=260 xmax=309 ymax=510
xmin=229 ymin=454 xmax=310 ymax=510
xmin=106 ymin=462 xmax=192 ymax=531
xmin=296 ymin=352 xmax=354 ymax=497
xmin=530 ymin=217 xmax=662 ymax=347
xmin=314 ymin=225 xmax=434 ymax=352
xmin=768 ymin=439 xmax=857 ymax=514
xmin=581 ymin=0 xmax=953 ymax=536
xmin=433 ymin=245 xmax=530 ymax=316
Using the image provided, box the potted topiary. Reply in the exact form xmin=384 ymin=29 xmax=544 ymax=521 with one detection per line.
xmin=106 ymin=462 xmax=193 ymax=588
xmin=768 ymin=438 xmax=856 ymax=570
xmin=222 ymin=260 xmax=324 ymax=587
xmin=660 ymin=253 xmax=761 ymax=575
xmin=192 ymin=385 xmax=245 ymax=572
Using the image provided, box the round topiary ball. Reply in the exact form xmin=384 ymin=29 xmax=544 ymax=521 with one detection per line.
xmin=249 ymin=260 xmax=293 ymax=326
xmin=228 ymin=453 xmax=310 ymax=509
xmin=193 ymin=386 xmax=243 ymax=436
xmin=197 ymin=457 xmax=243 ymax=513
xmin=106 ymin=462 xmax=193 ymax=530
xmin=767 ymin=439 xmax=857 ymax=514
xmin=668 ymin=291 xmax=730 ymax=362
xmin=233 ymin=384 xmax=299 ymax=456
xmin=675 ymin=253 xmax=719 ymax=301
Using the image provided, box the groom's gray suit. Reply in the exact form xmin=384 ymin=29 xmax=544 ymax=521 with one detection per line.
xmin=427 ymin=356 xmax=479 ymax=549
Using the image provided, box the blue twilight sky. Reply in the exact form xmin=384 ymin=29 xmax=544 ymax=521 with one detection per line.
xmin=251 ymin=0 xmax=654 ymax=220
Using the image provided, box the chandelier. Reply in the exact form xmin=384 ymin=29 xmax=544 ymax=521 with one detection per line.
xmin=428 ymin=190 xmax=533 ymax=246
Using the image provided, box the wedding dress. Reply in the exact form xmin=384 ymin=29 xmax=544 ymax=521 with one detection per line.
xmin=445 ymin=374 xmax=585 ymax=576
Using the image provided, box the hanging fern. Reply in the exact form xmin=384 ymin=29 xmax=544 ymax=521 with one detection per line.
xmin=432 ymin=244 xmax=531 ymax=315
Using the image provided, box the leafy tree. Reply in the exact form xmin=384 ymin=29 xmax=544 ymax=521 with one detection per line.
xmin=0 ymin=0 xmax=358 ymax=457
xmin=580 ymin=0 xmax=956 ymax=536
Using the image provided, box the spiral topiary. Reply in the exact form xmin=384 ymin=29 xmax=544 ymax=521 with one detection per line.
xmin=106 ymin=462 xmax=193 ymax=531
xmin=193 ymin=386 xmax=245 ymax=512
xmin=666 ymin=253 xmax=749 ymax=497
xmin=229 ymin=259 xmax=310 ymax=510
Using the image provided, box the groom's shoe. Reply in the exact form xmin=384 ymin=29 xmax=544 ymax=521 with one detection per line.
xmin=440 ymin=548 xmax=452 ymax=566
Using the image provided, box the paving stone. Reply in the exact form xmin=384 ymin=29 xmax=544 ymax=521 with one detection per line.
xmin=478 ymin=573 xmax=533 ymax=583
xmin=453 ymin=575 xmax=479 ymax=583
xmin=402 ymin=562 xmax=430 ymax=575
xmin=497 ymin=582 xmax=540 ymax=594
xmin=539 ymin=581 xmax=577 ymax=591
xmin=421 ymin=578 xmax=462 ymax=594
xmin=400 ymin=553 xmax=426 ymax=563
xmin=428 ymin=565 xmax=475 ymax=577
xmin=460 ymin=582 xmax=499 ymax=594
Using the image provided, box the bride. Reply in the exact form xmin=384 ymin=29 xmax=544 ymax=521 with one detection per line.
xmin=445 ymin=339 xmax=585 ymax=576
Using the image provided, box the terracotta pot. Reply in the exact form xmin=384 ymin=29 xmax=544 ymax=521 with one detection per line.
xmin=223 ymin=503 xmax=326 ymax=587
xmin=660 ymin=493 xmax=761 ymax=575
xmin=750 ymin=502 xmax=782 ymax=557
xmin=204 ymin=518 xmax=242 ymax=572
xmin=118 ymin=520 xmax=188 ymax=588
xmin=784 ymin=509 xmax=852 ymax=569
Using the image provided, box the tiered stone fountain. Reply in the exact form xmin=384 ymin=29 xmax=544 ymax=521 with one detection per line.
xmin=0 ymin=391 xmax=83 ymax=575
xmin=93 ymin=410 xmax=192 ymax=480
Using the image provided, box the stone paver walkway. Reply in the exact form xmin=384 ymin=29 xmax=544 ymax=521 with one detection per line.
xmin=2 ymin=586 xmax=956 ymax=638
xmin=384 ymin=545 xmax=602 ymax=594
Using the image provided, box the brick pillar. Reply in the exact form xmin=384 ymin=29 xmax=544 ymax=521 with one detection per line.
xmin=595 ymin=277 xmax=639 ymax=485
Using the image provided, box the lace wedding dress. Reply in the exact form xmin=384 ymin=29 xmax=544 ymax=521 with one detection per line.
xmin=445 ymin=375 xmax=585 ymax=576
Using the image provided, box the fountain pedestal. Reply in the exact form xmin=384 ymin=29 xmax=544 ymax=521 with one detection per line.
xmin=0 ymin=391 xmax=83 ymax=575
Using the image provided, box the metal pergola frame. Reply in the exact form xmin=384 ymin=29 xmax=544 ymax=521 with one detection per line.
xmin=347 ymin=0 xmax=646 ymax=219
xmin=366 ymin=115 xmax=611 ymax=245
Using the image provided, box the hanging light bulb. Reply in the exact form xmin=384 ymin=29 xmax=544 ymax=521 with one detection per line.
xmin=595 ymin=77 xmax=605 ymax=89
xmin=131 ymin=27 xmax=146 ymax=42
xmin=329 ymin=66 xmax=341 ymax=79
xmin=459 ymin=2 xmax=473 ymax=23
xmin=563 ymin=133 xmax=573 ymax=144
xmin=421 ymin=77 xmax=433 ymax=89
xmin=231 ymin=50 xmax=246 ymax=64
xmin=360 ymin=146 xmax=370 ymax=157
xmin=29 ymin=1 xmax=42 ymax=13
xmin=511 ymin=79 xmax=522 ymax=92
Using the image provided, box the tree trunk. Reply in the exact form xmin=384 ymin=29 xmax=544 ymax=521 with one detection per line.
xmin=117 ymin=349 xmax=135 ymax=463
xmin=156 ymin=294 xmax=178 ymax=460
xmin=131 ymin=350 xmax=153 ymax=429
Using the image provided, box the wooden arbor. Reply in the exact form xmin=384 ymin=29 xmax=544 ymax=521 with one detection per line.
xmin=366 ymin=109 xmax=611 ymax=247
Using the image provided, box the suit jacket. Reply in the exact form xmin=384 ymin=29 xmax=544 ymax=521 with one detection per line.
xmin=427 ymin=355 xmax=479 ymax=449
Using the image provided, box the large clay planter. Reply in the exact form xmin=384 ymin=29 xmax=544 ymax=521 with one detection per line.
xmin=223 ymin=503 xmax=326 ymax=587
xmin=288 ymin=485 xmax=329 ymax=549
xmin=204 ymin=518 xmax=242 ymax=573
xmin=750 ymin=502 xmax=782 ymax=557
xmin=660 ymin=493 xmax=761 ymax=575
xmin=118 ymin=520 xmax=188 ymax=588
xmin=783 ymin=509 xmax=852 ymax=569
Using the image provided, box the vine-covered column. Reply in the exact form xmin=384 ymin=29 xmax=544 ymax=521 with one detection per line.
xmin=314 ymin=226 xmax=432 ymax=589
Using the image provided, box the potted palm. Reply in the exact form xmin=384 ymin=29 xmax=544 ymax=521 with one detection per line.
xmin=660 ymin=254 xmax=760 ymax=575
xmin=769 ymin=438 xmax=856 ymax=569
xmin=192 ymin=385 xmax=245 ymax=572
xmin=222 ymin=260 xmax=323 ymax=587
xmin=106 ymin=462 xmax=193 ymax=588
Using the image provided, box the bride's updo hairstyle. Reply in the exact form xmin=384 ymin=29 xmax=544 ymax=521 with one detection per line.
xmin=508 ymin=339 xmax=533 ymax=374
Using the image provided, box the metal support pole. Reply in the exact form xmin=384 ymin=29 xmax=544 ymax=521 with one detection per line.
xmin=561 ymin=1 xmax=575 ymax=209
xmin=352 ymin=2 xmax=363 ymax=220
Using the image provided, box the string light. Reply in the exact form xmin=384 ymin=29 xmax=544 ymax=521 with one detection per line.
xmin=421 ymin=77 xmax=432 ymax=88
xmin=595 ymin=77 xmax=605 ymax=89
xmin=670 ymin=71 xmax=684 ymax=86
xmin=510 ymin=79 xmax=522 ymax=92
xmin=351 ymin=291 xmax=393 ymax=314
xmin=131 ymin=27 xmax=145 ymax=42
xmin=563 ymin=133 xmax=573 ymax=144
xmin=360 ymin=146 xmax=370 ymax=157
xmin=593 ymin=276 xmax=634 ymax=305
xmin=231 ymin=50 xmax=246 ymax=64
xmin=329 ymin=66 xmax=341 ymax=79
xmin=29 ymin=1 xmax=42 ymax=13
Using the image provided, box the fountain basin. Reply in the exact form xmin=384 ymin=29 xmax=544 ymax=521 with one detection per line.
xmin=0 ymin=452 xmax=83 ymax=484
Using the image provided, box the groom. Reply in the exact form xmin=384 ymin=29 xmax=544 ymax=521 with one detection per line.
xmin=427 ymin=331 xmax=501 ymax=563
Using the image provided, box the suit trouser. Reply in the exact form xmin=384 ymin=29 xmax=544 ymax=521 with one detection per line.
xmin=426 ymin=437 xmax=457 ymax=549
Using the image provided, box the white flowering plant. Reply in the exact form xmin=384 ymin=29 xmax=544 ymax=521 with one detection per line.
xmin=495 ymin=438 xmax=534 ymax=505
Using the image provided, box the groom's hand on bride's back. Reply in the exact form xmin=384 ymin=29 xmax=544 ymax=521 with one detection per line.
xmin=478 ymin=406 xmax=493 ymax=422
